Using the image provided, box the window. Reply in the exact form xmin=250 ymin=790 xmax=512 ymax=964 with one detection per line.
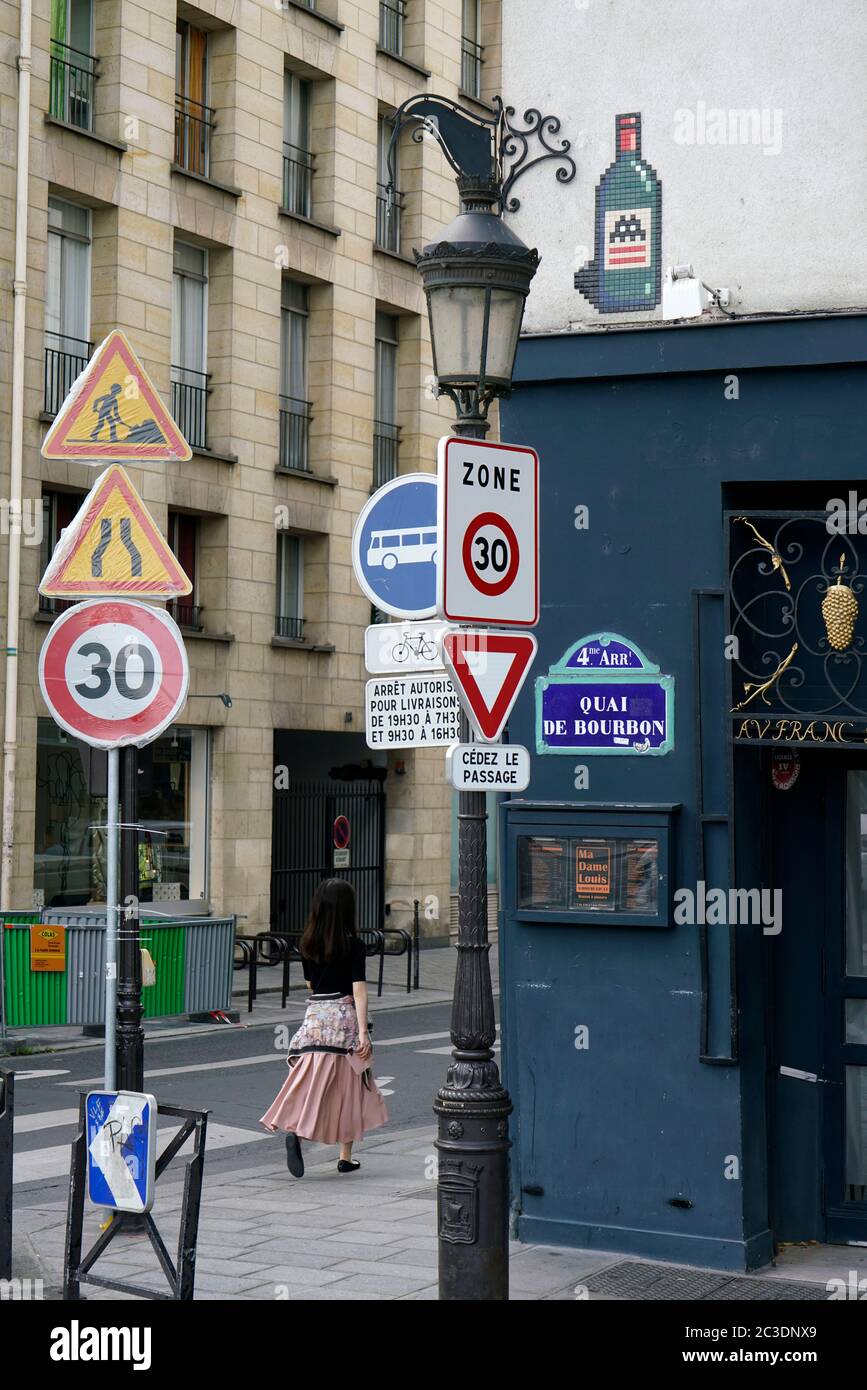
xmin=379 ymin=0 xmax=406 ymax=56
xmin=34 ymin=719 xmax=209 ymax=908
xmin=175 ymin=20 xmax=211 ymax=176
xmin=461 ymin=0 xmax=483 ymax=100
xmin=373 ymin=311 xmax=399 ymax=488
xmin=276 ymin=533 xmax=304 ymax=640
xmin=283 ymin=71 xmax=313 ymax=217
xmin=171 ymin=241 xmax=208 ymax=450
xmin=376 ymin=116 xmax=401 ymax=253
xmin=50 ymin=0 xmax=96 ymax=130
xmin=167 ymin=512 xmax=202 ymax=629
xmin=39 ymin=490 xmax=85 ymax=615
xmin=44 ymin=197 xmax=91 ymax=416
xmin=279 ymin=279 xmax=311 ymax=472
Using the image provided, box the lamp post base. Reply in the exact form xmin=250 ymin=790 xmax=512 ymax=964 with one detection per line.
xmin=434 ymin=1067 xmax=512 ymax=1300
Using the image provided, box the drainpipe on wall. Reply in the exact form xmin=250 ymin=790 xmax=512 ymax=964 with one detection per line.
xmin=1 ymin=0 xmax=33 ymax=922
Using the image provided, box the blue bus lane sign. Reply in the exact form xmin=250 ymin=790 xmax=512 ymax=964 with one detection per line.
xmin=352 ymin=473 xmax=438 ymax=620
xmin=535 ymin=632 xmax=675 ymax=756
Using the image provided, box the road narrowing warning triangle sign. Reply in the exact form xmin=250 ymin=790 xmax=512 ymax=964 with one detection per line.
xmin=39 ymin=464 xmax=192 ymax=599
xmin=442 ymin=629 xmax=538 ymax=742
xmin=41 ymin=330 xmax=192 ymax=463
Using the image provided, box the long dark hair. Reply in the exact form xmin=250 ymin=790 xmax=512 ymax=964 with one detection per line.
xmin=300 ymin=879 xmax=357 ymax=964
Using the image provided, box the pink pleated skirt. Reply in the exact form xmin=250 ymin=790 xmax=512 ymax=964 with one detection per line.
xmin=260 ymin=993 xmax=389 ymax=1145
xmin=260 ymin=1052 xmax=389 ymax=1144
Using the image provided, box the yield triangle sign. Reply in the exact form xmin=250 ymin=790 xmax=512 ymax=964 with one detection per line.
xmin=442 ymin=629 xmax=538 ymax=742
xmin=39 ymin=464 xmax=192 ymax=599
xmin=41 ymin=330 xmax=192 ymax=463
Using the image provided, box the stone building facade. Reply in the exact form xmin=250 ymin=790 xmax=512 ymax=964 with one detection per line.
xmin=0 ymin=0 xmax=502 ymax=937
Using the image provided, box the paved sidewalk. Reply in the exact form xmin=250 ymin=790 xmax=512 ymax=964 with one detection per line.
xmin=13 ymin=1117 xmax=860 ymax=1301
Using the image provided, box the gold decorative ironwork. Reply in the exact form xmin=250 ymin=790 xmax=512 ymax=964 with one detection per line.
xmin=734 ymin=517 xmax=791 ymax=590
xmin=821 ymin=554 xmax=859 ymax=651
xmin=731 ymin=642 xmax=799 ymax=712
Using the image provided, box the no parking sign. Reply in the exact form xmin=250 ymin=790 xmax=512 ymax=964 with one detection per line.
xmin=437 ymin=436 xmax=539 ymax=627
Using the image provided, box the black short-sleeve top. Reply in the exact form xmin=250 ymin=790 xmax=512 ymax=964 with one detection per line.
xmin=302 ymin=937 xmax=367 ymax=997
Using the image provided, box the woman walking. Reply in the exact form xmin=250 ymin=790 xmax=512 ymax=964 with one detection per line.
xmin=261 ymin=879 xmax=389 ymax=1176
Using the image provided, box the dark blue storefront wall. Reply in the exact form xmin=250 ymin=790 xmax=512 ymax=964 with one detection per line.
xmin=498 ymin=314 xmax=867 ymax=1270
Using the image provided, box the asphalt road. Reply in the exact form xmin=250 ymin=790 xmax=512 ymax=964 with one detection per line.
xmin=6 ymin=998 xmax=500 ymax=1208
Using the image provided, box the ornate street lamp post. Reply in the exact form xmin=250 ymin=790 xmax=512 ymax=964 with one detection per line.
xmin=388 ymin=97 xmax=574 ymax=1301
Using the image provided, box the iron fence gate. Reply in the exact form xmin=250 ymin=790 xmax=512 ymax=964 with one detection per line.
xmin=270 ymin=779 xmax=386 ymax=937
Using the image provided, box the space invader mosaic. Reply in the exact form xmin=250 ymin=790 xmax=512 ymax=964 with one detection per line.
xmin=575 ymin=113 xmax=663 ymax=314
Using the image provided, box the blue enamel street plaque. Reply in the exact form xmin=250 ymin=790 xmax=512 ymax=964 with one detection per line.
xmin=536 ymin=632 xmax=675 ymax=756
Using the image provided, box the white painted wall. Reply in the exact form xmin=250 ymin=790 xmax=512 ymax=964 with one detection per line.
xmin=501 ymin=0 xmax=867 ymax=334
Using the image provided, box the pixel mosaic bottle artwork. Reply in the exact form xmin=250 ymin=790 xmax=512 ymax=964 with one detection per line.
xmin=574 ymin=113 xmax=662 ymax=314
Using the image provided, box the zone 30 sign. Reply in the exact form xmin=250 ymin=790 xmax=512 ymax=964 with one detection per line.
xmin=437 ymin=436 xmax=539 ymax=627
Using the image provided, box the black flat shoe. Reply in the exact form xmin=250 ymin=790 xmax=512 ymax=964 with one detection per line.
xmin=337 ymin=1159 xmax=361 ymax=1173
xmin=285 ymin=1133 xmax=304 ymax=1178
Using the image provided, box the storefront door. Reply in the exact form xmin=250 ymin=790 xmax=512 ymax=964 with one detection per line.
xmin=767 ymin=752 xmax=867 ymax=1245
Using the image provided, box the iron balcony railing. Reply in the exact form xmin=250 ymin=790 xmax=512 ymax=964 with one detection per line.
xmin=49 ymin=40 xmax=98 ymax=131
xmin=283 ymin=142 xmax=314 ymax=217
xmin=379 ymin=0 xmax=406 ymax=55
xmin=174 ymin=93 xmax=214 ymax=177
xmin=373 ymin=419 xmax=399 ymax=489
xmin=275 ymin=615 xmax=305 ymax=641
xmin=375 ymin=184 xmax=403 ymax=253
xmin=44 ymin=331 xmax=93 ymax=417
xmin=279 ymin=396 xmax=312 ymax=472
xmin=167 ymin=601 xmax=204 ymax=631
xmin=461 ymin=36 xmax=483 ymax=99
xmin=39 ymin=595 xmax=74 ymax=617
xmin=171 ymin=366 xmax=209 ymax=451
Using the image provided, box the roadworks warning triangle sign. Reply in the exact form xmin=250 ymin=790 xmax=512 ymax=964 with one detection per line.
xmin=39 ymin=464 xmax=192 ymax=600
xmin=41 ymin=330 xmax=192 ymax=463
xmin=442 ymin=629 xmax=538 ymax=742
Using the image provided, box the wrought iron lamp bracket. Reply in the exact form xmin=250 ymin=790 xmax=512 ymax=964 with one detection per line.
xmin=385 ymin=93 xmax=575 ymax=213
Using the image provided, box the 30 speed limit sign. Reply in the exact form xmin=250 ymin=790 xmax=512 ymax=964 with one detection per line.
xmin=38 ymin=598 xmax=189 ymax=749
xmin=437 ymin=436 xmax=539 ymax=626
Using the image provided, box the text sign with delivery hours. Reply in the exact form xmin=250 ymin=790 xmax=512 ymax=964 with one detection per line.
xmin=39 ymin=464 xmax=192 ymax=600
xmin=363 ymin=619 xmax=447 ymax=674
xmin=442 ymin=629 xmax=538 ymax=743
xmin=352 ymin=473 xmax=438 ymax=620
xmin=41 ymin=330 xmax=192 ymax=465
xmin=38 ymin=599 xmax=190 ymax=750
xmin=365 ymin=673 xmax=461 ymax=749
xmin=437 ymin=436 xmax=539 ymax=627
xmin=446 ymin=743 xmax=531 ymax=792
xmin=86 ymin=1090 xmax=157 ymax=1214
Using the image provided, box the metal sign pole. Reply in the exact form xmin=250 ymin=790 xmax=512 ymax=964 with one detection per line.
xmin=104 ymin=747 xmax=119 ymax=1090
xmin=117 ymin=743 xmax=144 ymax=1092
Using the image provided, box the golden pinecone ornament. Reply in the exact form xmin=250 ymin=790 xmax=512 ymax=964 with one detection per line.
xmin=822 ymin=555 xmax=859 ymax=651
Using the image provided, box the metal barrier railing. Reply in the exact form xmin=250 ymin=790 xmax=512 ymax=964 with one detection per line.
xmin=379 ymin=0 xmax=406 ymax=54
xmin=373 ymin=419 xmax=400 ymax=488
xmin=167 ymin=600 xmax=204 ymax=630
xmin=235 ymin=922 xmax=416 ymax=1014
xmin=461 ymin=37 xmax=483 ymax=99
xmin=375 ymin=183 xmax=402 ymax=253
xmin=49 ymin=40 xmax=98 ymax=131
xmin=278 ymin=396 xmax=312 ymax=472
xmin=44 ymin=332 xmax=93 ymax=417
xmin=171 ymin=366 xmax=209 ymax=450
xmin=174 ymin=93 xmax=214 ymax=177
xmin=64 ymin=1094 xmax=208 ymax=1301
xmin=282 ymin=142 xmax=314 ymax=217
